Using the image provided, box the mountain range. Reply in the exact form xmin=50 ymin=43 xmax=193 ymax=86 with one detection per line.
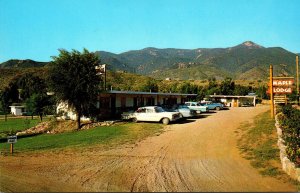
xmin=1 ymin=41 xmax=298 ymax=81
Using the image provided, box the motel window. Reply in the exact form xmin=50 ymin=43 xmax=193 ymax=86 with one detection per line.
xmin=100 ymin=97 xmax=110 ymax=108
xmin=146 ymin=97 xmax=155 ymax=106
xmin=121 ymin=97 xmax=126 ymax=108
xmin=134 ymin=97 xmax=144 ymax=108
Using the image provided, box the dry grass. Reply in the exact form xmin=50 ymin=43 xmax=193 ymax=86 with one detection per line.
xmin=236 ymin=111 xmax=299 ymax=188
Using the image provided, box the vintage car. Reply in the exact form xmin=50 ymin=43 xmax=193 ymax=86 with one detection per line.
xmin=169 ymin=104 xmax=197 ymax=118
xmin=200 ymin=101 xmax=224 ymax=111
xmin=121 ymin=106 xmax=181 ymax=125
xmin=184 ymin=102 xmax=209 ymax=114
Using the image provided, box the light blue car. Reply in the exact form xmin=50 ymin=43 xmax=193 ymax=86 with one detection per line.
xmin=170 ymin=104 xmax=197 ymax=118
xmin=185 ymin=102 xmax=209 ymax=114
xmin=200 ymin=101 xmax=224 ymax=111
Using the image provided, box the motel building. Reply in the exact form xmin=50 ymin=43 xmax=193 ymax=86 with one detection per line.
xmin=97 ymin=90 xmax=197 ymax=119
xmin=57 ymin=90 xmax=197 ymax=120
xmin=208 ymin=94 xmax=257 ymax=107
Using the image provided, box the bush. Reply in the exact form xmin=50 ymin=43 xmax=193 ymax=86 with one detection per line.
xmin=278 ymin=105 xmax=300 ymax=166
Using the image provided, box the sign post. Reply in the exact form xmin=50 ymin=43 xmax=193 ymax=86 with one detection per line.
xmin=270 ymin=65 xmax=274 ymax=118
xmin=7 ymin=135 xmax=17 ymax=155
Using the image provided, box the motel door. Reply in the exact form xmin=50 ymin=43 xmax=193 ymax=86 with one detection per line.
xmin=111 ymin=97 xmax=116 ymax=116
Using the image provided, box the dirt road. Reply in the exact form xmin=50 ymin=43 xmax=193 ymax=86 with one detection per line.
xmin=0 ymin=105 xmax=297 ymax=192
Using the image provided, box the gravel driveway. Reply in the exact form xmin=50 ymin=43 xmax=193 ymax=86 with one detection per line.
xmin=0 ymin=105 xmax=297 ymax=192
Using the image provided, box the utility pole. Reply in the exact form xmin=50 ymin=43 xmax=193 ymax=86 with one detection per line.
xmin=270 ymin=65 xmax=274 ymax=118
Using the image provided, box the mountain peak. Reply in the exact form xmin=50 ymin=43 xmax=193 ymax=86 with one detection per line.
xmin=240 ymin=41 xmax=263 ymax=48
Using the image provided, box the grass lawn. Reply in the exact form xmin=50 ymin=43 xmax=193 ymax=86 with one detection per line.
xmin=0 ymin=122 xmax=164 ymax=153
xmin=0 ymin=117 xmax=48 ymax=139
xmin=236 ymin=110 xmax=299 ymax=188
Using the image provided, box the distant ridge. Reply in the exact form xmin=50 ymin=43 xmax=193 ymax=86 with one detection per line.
xmin=95 ymin=41 xmax=298 ymax=80
xmin=1 ymin=41 xmax=298 ymax=80
xmin=0 ymin=59 xmax=48 ymax=68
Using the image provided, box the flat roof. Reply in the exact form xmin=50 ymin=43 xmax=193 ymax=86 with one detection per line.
xmin=208 ymin=95 xmax=256 ymax=98
xmin=105 ymin=90 xmax=197 ymax=97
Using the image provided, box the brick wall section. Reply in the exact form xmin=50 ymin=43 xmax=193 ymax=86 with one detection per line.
xmin=275 ymin=114 xmax=300 ymax=182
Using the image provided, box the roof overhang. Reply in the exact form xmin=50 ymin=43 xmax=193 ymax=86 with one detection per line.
xmin=101 ymin=90 xmax=197 ymax=97
xmin=208 ymin=95 xmax=256 ymax=98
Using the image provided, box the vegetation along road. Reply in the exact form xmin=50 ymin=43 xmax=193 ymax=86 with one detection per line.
xmin=0 ymin=105 xmax=297 ymax=192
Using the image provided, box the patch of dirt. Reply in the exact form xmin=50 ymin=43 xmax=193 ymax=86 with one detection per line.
xmin=0 ymin=106 xmax=297 ymax=192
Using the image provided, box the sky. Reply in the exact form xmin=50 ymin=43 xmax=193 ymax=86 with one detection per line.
xmin=1 ymin=0 xmax=300 ymax=63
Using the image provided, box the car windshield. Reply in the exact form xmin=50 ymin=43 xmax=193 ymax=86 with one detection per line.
xmin=155 ymin=107 xmax=165 ymax=113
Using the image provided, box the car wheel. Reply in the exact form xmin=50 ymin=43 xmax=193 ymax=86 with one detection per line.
xmin=216 ymin=107 xmax=220 ymax=111
xmin=179 ymin=113 xmax=183 ymax=118
xmin=132 ymin=117 xmax=138 ymax=123
xmin=162 ymin=118 xmax=170 ymax=125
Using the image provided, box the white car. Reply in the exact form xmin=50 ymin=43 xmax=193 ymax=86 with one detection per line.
xmin=121 ymin=106 xmax=181 ymax=125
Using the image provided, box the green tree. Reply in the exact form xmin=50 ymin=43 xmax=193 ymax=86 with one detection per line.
xmin=139 ymin=79 xmax=159 ymax=92
xmin=233 ymin=85 xmax=250 ymax=96
xmin=220 ymin=77 xmax=235 ymax=95
xmin=0 ymin=87 xmax=12 ymax=121
xmin=48 ymin=49 xmax=101 ymax=130
xmin=4 ymin=73 xmax=47 ymax=103
xmin=196 ymin=86 xmax=206 ymax=101
xmin=17 ymin=73 xmax=47 ymax=100
xmin=206 ymin=77 xmax=220 ymax=95
xmin=255 ymin=85 xmax=268 ymax=99
xmin=25 ymin=93 xmax=50 ymax=121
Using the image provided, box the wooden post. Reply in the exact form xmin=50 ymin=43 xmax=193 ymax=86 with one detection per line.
xmin=285 ymin=95 xmax=287 ymax=105
xmin=10 ymin=143 xmax=14 ymax=155
xmin=270 ymin=65 xmax=274 ymax=118
xmin=296 ymin=55 xmax=299 ymax=105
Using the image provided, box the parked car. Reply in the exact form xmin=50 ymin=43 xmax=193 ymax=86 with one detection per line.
xmin=169 ymin=104 xmax=197 ymax=118
xmin=184 ymin=102 xmax=209 ymax=114
xmin=200 ymin=101 xmax=224 ymax=111
xmin=121 ymin=106 xmax=181 ymax=125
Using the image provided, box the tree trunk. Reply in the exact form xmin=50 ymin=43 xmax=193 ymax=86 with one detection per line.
xmin=39 ymin=113 xmax=43 ymax=121
xmin=4 ymin=113 xmax=7 ymax=122
xmin=77 ymin=111 xmax=81 ymax=130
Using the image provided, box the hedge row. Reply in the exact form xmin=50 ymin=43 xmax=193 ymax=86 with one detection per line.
xmin=277 ymin=105 xmax=300 ymax=167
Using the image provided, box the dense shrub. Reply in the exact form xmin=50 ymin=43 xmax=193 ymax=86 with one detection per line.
xmin=278 ymin=105 xmax=300 ymax=166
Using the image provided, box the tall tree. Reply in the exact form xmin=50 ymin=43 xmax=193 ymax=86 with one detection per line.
xmin=0 ymin=87 xmax=12 ymax=121
xmin=48 ymin=49 xmax=101 ymax=130
xmin=206 ymin=77 xmax=220 ymax=95
xmin=17 ymin=73 xmax=47 ymax=100
xmin=220 ymin=77 xmax=235 ymax=95
xmin=25 ymin=93 xmax=50 ymax=121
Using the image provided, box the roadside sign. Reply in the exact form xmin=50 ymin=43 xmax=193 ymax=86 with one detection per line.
xmin=273 ymin=87 xmax=293 ymax=94
xmin=266 ymin=87 xmax=293 ymax=94
xmin=7 ymin=135 xmax=17 ymax=144
xmin=267 ymin=77 xmax=294 ymax=95
xmin=273 ymin=79 xmax=294 ymax=86
xmin=274 ymin=95 xmax=288 ymax=104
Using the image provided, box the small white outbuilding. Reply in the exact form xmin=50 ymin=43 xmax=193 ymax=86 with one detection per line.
xmin=10 ymin=105 xmax=25 ymax=116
